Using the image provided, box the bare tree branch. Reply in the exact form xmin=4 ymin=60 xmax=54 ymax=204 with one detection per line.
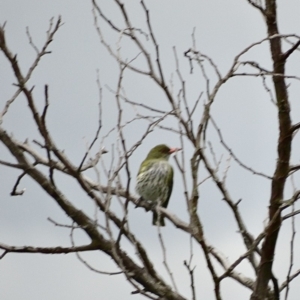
xmin=0 ymin=242 xmax=99 ymax=258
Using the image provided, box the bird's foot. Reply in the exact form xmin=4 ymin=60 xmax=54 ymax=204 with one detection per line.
xmin=135 ymin=197 xmax=144 ymax=208
xmin=149 ymin=202 xmax=158 ymax=211
xmin=135 ymin=197 xmax=155 ymax=212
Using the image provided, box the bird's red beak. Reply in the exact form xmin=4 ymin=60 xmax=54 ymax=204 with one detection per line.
xmin=169 ymin=147 xmax=181 ymax=154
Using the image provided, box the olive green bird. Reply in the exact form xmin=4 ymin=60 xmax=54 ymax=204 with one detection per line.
xmin=135 ymin=144 xmax=179 ymax=226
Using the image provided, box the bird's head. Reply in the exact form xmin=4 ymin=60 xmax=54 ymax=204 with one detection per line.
xmin=145 ymin=144 xmax=181 ymax=161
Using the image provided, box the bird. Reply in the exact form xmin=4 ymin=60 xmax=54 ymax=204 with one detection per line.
xmin=135 ymin=144 xmax=179 ymax=226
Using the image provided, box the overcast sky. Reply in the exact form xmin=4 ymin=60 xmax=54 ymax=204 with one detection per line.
xmin=1 ymin=1 xmax=300 ymax=299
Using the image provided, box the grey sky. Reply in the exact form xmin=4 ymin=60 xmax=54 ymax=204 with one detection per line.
xmin=1 ymin=1 xmax=300 ymax=299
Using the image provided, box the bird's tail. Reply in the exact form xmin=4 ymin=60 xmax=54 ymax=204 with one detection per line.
xmin=152 ymin=211 xmax=165 ymax=226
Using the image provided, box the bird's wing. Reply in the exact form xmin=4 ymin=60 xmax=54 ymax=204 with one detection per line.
xmin=162 ymin=165 xmax=173 ymax=208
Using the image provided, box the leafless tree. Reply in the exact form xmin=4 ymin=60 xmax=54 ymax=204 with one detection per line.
xmin=1 ymin=1 xmax=300 ymax=299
